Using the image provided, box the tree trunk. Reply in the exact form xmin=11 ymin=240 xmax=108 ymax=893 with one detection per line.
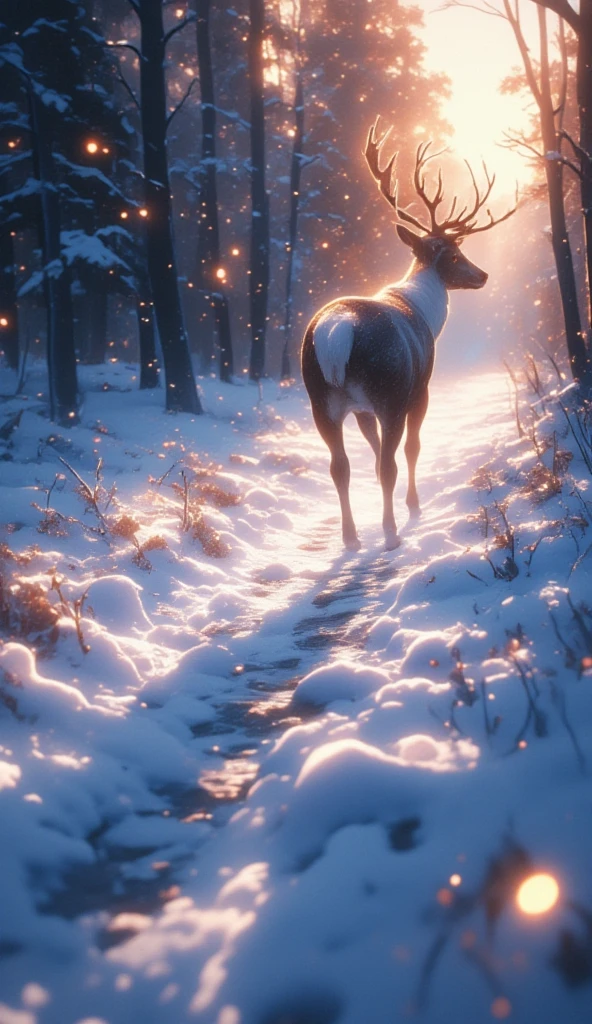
xmin=29 ymin=87 xmax=79 ymax=425
xmin=196 ymin=0 xmax=233 ymax=383
xmin=538 ymin=9 xmax=587 ymax=382
xmin=282 ymin=71 xmax=305 ymax=380
xmin=213 ymin=291 xmax=233 ymax=381
xmin=248 ymin=0 xmax=269 ymax=381
xmin=577 ymin=0 xmax=592 ymax=380
xmin=137 ymin=270 xmax=159 ymax=389
xmin=0 ymin=225 xmax=19 ymax=371
xmin=83 ymin=271 xmax=108 ymax=364
xmin=138 ymin=0 xmax=202 ymax=413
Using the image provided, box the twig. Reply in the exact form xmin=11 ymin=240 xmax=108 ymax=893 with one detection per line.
xmin=31 ymin=502 xmax=107 ymax=541
xmin=181 ymin=470 xmax=189 ymax=532
xmin=107 ymin=40 xmax=143 ymax=61
xmin=503 ymin=360 xmax=524 ymax=437
xmin=549 ymin=610 xmax=578 ymax=670
xmin=163 ymin=12 xmax=196 ymax=46
xmin=155 ymin=460 xmax=181 ymax=486
xmin=45 ymin=475 xmax=59 ymax=510
xmin=550 ymin=681 xmax=587 ymax=775
xmin=56 ymin=455 xmax=109 ymax=532
xmin=524 ymin=535 xmax=543 ymax=572
xmin=570 ymin=539 xmax=592 ymax=577
xmin=558 ymin=401 xmax=592 ymax=474
xmin=51 ymin=577 xmax=90 ymax=655
xmin=166 ymin=77 xmax=199 ymax=132
xmin=493 ymin=501 xmax=515 ymax=558
xmin=481 ymin=679 xmax=493 ymax=740
xmin=533 ymin=339 xmax=563 ymax=383
xmin=567 ymin=594 xmax=592 ymax=651
xmin=115 ymin=68 xmax=140 ymax=111
xmin=510 ymin=654 xmax=546 ymax=741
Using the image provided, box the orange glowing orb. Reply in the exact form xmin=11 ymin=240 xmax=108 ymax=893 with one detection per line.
xmin=138 ymin=208 xmax=148 ymax=218
xmin=231 ymin=247 xmax=240 ymax=256
xmin=516 ymin=873 xmax=560 ymax=916
xmin=491 ymin=996 xmax=512 ymax=1019
xmin=86 ymin=141 xmax=99 ymax=154
xmin=120 ymin=211 xmax=128 ymax=219
xmin=216 ymin=268 xmax=226 ymax=280
xmin=0 ymin=317 xmax=8 ymax=327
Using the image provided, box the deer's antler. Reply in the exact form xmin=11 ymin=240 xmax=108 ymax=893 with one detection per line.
xmin=364 ymin=120 xmax=429 ymax=235
xmin=364 ymin=117 xmax=517 ymax=239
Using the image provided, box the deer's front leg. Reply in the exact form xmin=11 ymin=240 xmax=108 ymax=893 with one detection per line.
xmin=379 ymin=415 xmax=406 ymax=550
xmin=404 ymin=386 xmax=429 ymax=518
xmin=313 ymin=407 xmax=360 ymax=550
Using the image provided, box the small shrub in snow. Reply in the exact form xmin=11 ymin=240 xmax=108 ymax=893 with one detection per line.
xmin=0 ymin=552 xmax=59 ymax=647
xmin=188 ymin=511 xmax=230 ymax=559
xmin=110 ymin=514 xmax=141 ymax=539
xmin=131 ymin=533 xmax=168 ymax=572
xmin=194 ymin=480 xmax=241 ymax=508
xmin=173 ymin=473 xmax=232 ymax=558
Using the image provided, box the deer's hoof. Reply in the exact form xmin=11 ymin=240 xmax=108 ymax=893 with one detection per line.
xmin=344 ymin=535 xmax=361 ymax=552
xmin=407 ymin=504 xmax=421 ymax=522
xmin=384 ymin=531 xmax=401 ymax=551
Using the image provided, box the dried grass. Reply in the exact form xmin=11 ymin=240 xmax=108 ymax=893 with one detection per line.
xmin=0 ymin=547 xmax=59 ymax=646
xmin=188 ymin=511 xmax=230 ymax=559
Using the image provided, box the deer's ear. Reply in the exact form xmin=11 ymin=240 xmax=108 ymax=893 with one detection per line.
xmin=396 ymin=224 xmax=426 ymax=256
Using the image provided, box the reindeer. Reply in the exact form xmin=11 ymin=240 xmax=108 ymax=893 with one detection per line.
xmin=301 ymin=119 xmax=516 ymax=551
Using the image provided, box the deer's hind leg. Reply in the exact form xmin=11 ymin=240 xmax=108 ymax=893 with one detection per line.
xmin=404 ymin=386 xmax=429 ymax=518
xmin=354 ymin=412 xmax=381 ymax=480
xmin=379 ymin=413 xmax=407 ymax=550
xmin=312 ymin=404 xmax=360 ymax=551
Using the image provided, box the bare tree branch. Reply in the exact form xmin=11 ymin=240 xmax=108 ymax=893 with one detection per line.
xmin=503 ymin=130 xmax=583 ymax=178
xmin=502 ymin=0 xmax=543 ymax=109
xmin=116 ymin=68 xmax=140 ymax=111
xmin=529 ymin=0 xmax=580 ymax=34
xmin=163 ymin=13 xmax=196 ymax=47
xmin=166 ymin=77 xmax=199 ymax=132
xmin=107 ymin=40 xmax=143 ymax=62
xmin=553 ymin=155 xmax=583 ymax=178
xmin=560 ymin=129 xmax=592 ymax=168
xmin=502 ymin=130 xmax=545 ymax=159
xmin=437 ymin=0 xmax=505 ymax=17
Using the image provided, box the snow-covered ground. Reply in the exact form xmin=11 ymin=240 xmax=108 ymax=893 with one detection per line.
xmin=0 ymin=358 xmax=591 ymax=1024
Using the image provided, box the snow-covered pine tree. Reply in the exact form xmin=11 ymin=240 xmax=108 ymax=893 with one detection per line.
xmin=0 ymin=0 xmax=137 ymax=421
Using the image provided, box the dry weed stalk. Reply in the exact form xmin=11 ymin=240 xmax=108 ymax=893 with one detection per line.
xmin=50 ymin=576 xmax=90 ymax=655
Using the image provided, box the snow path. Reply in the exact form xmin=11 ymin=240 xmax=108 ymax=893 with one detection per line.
xmin=1 ymin=363 xmax=592 ymax=1024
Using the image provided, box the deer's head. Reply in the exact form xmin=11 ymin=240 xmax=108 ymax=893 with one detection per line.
xmin=364 ymin=120 xmax=517 ymax=291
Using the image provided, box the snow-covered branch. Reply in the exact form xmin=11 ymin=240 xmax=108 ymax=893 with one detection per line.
xmin=107 ymin=40 xmax=143 ymax=62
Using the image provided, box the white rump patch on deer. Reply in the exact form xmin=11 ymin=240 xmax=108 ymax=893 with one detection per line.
xmin=313 ymin=313 xmax=356 ymax=387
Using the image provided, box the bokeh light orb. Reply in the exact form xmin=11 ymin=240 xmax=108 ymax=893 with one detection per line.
xmin=516 ymin=873 xmax=560 ymax=916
